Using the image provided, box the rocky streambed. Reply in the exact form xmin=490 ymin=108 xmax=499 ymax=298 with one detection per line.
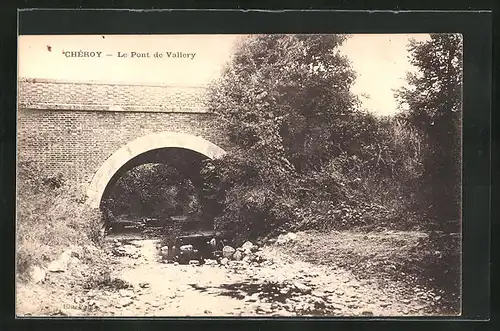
xmin=17 ymin=234 xmax=438 ymax=317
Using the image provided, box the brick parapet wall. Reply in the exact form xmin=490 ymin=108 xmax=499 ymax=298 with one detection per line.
xmin=17 ymin=79 xmax=229 ymax=195
xmin=17 ymin=109 xmax=228 ymax=192
xmin=18 ymin=78 xmax=209 ymax=113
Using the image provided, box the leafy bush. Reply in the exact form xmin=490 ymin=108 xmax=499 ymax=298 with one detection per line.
xmin=208 ymin=34 xmax=363 ymax=240
xmin=401 ymin=231 xmax=461 ymax=313
xmin=16 ymin=160 xmax=103 ymax=279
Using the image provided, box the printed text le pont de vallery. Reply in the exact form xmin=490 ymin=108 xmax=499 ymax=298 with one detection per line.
xmin=62 ymin=50 xmax=196 ymax=60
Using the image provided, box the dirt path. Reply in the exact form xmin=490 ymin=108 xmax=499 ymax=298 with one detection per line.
xmin=17 ymin=236 xmax=437 ymax=317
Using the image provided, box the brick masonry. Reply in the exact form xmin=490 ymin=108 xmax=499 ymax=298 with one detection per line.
xmin=17 ymin=78 xmax=228 ymax=192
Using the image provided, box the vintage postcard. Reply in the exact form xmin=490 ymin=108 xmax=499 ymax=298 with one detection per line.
xmin=16 ymin=33 xmax=463 ymax=317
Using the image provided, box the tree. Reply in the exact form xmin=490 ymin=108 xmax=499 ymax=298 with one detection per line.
xmin=396 ymin=33 xmax=463 ymax=232
xmin=104 ymin=163 xmax=203 ymax=219
xmin=207 ymin=34 xmax=361 ymax=240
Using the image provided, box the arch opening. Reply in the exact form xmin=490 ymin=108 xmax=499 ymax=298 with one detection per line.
xmin=86 ymin=131 xmax=226 ymax=210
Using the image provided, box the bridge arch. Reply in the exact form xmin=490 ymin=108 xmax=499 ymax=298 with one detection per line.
xmin=86 ymin=131 xmax=226 ymax=209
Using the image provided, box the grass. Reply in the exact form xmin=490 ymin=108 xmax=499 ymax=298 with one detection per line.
xmin=16 ymin=160 xmax=104 ymax=280
xmin=279 ymin=229 xmax=461 ymax=315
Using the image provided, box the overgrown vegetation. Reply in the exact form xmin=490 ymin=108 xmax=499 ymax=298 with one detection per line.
xmin=206 ymin=34 xmax=462 ymax=311
xmin=103 ymin=163 xmax=203 ymax=219
xmin=16 ymin=160 xmax=103 ymax=279
xmin=101 ymin=158 xmax=222 ymax=233
xmin=207 ymin=34 xmax=429 ymax=239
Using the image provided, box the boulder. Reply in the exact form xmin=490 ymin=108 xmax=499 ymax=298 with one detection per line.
xmin=67 ymin=256 xmax=80 ymax=269
xmin=241 ymin=241 xmax=254 ymax=251
xmin=293 ymin=281 xmax=312 ymax=294
xmin=47 ymin=260 xmax=66 ymax=273
xmin=28 ymin=266 xmax=46 ymax=283
xmin=59 ymin=250 xmax=74 ymax=265
xmin=276 ymin=232 xmax=298 ymax=245
xmin=222 ymin=246 xmax=235 ymax=259
xmin=220 ymin=258 xmax=229 ymax=265
xmin=180 ymin=244 xmax=194 ymax=252
xmin=204 ymin=259 xmax=218 ymax=266
xmin=189 ymin=260 xmax=200 ymax=266
xmin=233 ymin=250 xmax=243 ymax=261
xmin=276 ymin=234 xmax=288 ymax=245
xmin=160 ymin=246 xmax=169 ymax=256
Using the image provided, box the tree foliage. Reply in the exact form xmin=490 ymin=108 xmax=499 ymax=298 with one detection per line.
xmin=208 ymin=34 xmax=409 ymax=240
xmin=396 ymin=34 xmax=463 ymax=232
xmin=104 ymin=163 xmax=203 ymax=219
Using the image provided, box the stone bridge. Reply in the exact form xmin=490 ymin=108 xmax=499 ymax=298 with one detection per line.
xmin=17 ymin=78 xmax=228 ymax=208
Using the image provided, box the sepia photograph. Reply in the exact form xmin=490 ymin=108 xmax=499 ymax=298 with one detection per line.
xmin=16 ymin=33 xmax=462 ymax=317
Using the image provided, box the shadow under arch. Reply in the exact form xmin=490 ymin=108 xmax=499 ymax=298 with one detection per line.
xmin=86 ymin=131 xmax=226 ymax=209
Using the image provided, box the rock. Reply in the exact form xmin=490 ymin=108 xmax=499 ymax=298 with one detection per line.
xmin=242 ymin=255 xmax=252 ymax=263
xmin=380 ymin=303 xmax=390 ymax=307
xmin=293 ymin=282 xmax=311 ymax=294
xmin=241 ymin=241 xmax=254 ymax=251
xmin=402 ymin=299 xmax=411 ymax=304
xmin=275 ymin=232 xmax=298 ymax=245
xmin=67 ymin=256 xmax=80 ymax=268
xmin=204 ymin=259 xmax=218 ymax=266
xmin=173 ymin=262 xmax=179 ymax=266
xmin=180 ymin=244 xmax=193 ymax=252
xmin=361 ymin=311 xmax=374 ymax=316
xmin=139 ymin=282 xmax=150 ymax=288
xmin=59 ymin=250 xmax=74 ymax=265
xmin=233 ymin=251 xmax=243 ymax=261
xmin=243 ymin=248 xmax=252 ymax=256
xmin=189 ymin=260 xmax=200 ymax=266
xmin=47 ymin=260 xmax=66 ymax=273
xmin=280 ymin=288 xmax=290 ymax=295
xmin=222 ymin=246 xmax=235 ymax=259
xmin=160 ymin=246 xmax=169 ymax=256
xmin=47 ymin=249 xmax=78 ymax=273
xmin=276 ymin=234 xmax=288 ymax=245
xmin=28 ymin=266 xmax=46 ymax=283
xmin=220 ymin=258 xmax=229 ymax=265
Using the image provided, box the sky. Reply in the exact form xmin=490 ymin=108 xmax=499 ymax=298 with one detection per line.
xmin=18 ymin=34 xmax=430 ymax=116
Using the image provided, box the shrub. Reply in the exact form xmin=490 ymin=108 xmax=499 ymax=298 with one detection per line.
xmin=16 ymin=160 xmax=103 ymax=279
